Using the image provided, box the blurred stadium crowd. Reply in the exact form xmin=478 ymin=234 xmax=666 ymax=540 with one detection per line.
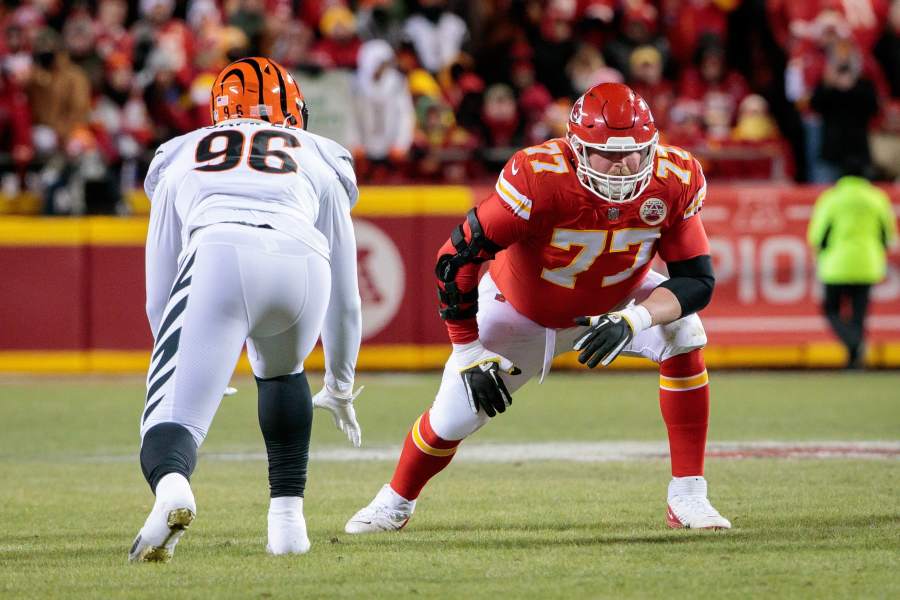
xmin=1 ymin=0 xmax=899 ymax=214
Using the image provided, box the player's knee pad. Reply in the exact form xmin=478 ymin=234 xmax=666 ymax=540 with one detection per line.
xmin=658 ymin=313 xmax=707 ymax=363
xmin=140 ymin=421 xmax=198 ymax=493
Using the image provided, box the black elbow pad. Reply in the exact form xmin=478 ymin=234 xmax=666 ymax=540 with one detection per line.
xmin=658 ymin=255 xmax=715 ymax=317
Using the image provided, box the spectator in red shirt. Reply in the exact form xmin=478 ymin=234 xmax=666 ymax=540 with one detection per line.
xmin=663 ymin=0 xmax=735 ymax=67
xmin=310 ymin=6 xmax=362 ymax=69
xmin=627 ymin=45 xmax=675 ymax=131
xmin=666 ymin=98 xmax=706 ymax=147
xmin=679 ymin=36 xmax=750 ymax=131
xmin=511 ymin=60 xmax=553 ymax=142
xmin=479 ymin=83 xmax=522 ymax=157
xmin=567 ymin=43 xmax=623 ymax=96
xmin=0 ymin=66 xmax=33 ymax=184
xmin=94 ymin=0 xmax=132 ymax=62
xmin=1 ymin=21 xmax=34 ymax=97
xmin=132 ymin=0 xmax=194 ymax=89
xmin=268 ymin=19 xmax=315 ymax=71
xmin=411 ymin=94 xmax=474 ymax=182
xmin=142 ymin=49 xmax=194 ymax=142
xmin=604 ymin=1 xmax=671 ymax=81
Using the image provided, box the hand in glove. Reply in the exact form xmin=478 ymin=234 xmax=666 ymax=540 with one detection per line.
xmin=573 ymin=304 xmax=652 ymax=368
xmin=453 ymin=340 xmax=521 ymax=417
xmin=313 ymin=384 xmax=364 ymax=447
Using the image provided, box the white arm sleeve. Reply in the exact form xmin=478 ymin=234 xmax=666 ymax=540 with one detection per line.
xmin=317 ymin=178 xmax=362 ymax=394
xmin=144 ymin=150 xmax=183 ymax=339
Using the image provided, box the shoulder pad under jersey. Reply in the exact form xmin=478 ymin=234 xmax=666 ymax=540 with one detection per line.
xmin=302 ymin=130 xmax=358 ymax=208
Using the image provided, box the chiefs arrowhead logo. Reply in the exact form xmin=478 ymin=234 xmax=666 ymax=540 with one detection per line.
xmin=570 ymin=96 xmax=587 ymax=125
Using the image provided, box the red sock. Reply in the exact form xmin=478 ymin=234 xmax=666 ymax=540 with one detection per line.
xmin=389 ymin=410 xmax=461 ymax=500
xmin=659 ymin=349 xmax=710 ymax=477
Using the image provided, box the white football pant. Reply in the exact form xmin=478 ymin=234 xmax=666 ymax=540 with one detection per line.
xmin=140 ymin=223 xmax=331 ymax=446
xmin=429 ymin=271 xmax=708 ymax=440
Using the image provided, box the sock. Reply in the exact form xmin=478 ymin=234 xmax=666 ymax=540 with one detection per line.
xmin=257 ymin=372 xmax=313 ymax=498
xmin=140 ymin=422 xmax=198 ymax=493
xmin=269 ymin=496 xmax=303 ymax=514
xmin=659 ymin=349 xmax=709 ymax=478
xmin=267 ymin=497 xmax=309 ymax=554
xmin=155 ymin=472 xmax=195 ymax=509
xmin=389 ymin=410 xmax=461 ymax=500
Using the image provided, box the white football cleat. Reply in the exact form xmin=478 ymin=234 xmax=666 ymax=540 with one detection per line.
xmin=267 ymin=497 xmax=310 ymax=555
xmin=666 ymin=476 xmax=731 ymax=530
xmin=345 ymin=484 xmax=415 ymax=534
xmin=129 ymin=473 xmax=196 ymax=562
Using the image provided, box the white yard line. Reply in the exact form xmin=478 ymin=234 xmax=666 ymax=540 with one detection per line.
xmin=74 ymin=441 xmax=900 ymax=464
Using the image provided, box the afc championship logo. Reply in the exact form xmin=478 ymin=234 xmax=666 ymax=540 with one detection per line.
xmin=639 ymin=197 xmax=667 ymax=226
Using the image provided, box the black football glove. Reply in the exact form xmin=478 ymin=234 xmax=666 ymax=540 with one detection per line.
xmin=453 ymin=341 xmax=521 ymax=417
xmin=573 ymin=305 xmax=651 ymax=368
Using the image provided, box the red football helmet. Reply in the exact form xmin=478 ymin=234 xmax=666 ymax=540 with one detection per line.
xmin=567 ymin=82 xmax=658 ymax=203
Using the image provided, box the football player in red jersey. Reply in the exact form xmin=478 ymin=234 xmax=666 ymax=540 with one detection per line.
xmin=346 ymin=82 xmax=730 ymax=533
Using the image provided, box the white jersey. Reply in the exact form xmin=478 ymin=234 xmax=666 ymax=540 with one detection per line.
xmin=144 ymin=119 xmax=357 ymax=257
xmin=144 ymin=119 xmax=361 ymax=392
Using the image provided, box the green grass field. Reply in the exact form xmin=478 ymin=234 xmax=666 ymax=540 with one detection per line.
xmin=1 ymin=371 xmax=898 ymax=599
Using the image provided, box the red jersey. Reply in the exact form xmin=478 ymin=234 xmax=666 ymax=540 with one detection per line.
xmin=437 ymin=137 xmax=710 ymax=343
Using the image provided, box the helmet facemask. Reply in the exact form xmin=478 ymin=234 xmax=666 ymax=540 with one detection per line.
xmin=568 ymin=132 xmax=658 ymax=203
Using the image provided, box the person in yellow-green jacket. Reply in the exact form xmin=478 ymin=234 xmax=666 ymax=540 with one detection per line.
xmin=808 ymin=169 xmax=898 ymax=368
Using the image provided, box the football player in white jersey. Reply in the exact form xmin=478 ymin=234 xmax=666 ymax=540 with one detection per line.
xmin=129 ymin=57 xmax=363 ymax=562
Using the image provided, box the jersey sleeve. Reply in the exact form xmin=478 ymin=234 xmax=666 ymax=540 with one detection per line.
xmin=658 ymin=157 xmax=710 ymax=262
xmin=807 ymin=189 xmax=834 ymax=250
xmin=144 ymin=144 xmax=167 ymax=199
xmin=311 ymin=133 xmax=359 ymax=208
xmin=439 ymin=152 xmax=536 ymax=344
xmin=877 ymin=190 xmax=898 ymax=248
xmin=144 ymin=151 xmax=184 ymax=338
xmin=317 ymin=176 xmax=362 ymax=394
xmin=493 ymin=150 xmax=539 ymax=223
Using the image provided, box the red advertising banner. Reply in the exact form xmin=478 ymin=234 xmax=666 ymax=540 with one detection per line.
xmin=699 ymin=185 xmax=900 ymax=347
xmin=353 ymin=185 xmax=900 ymax=352
xmin=1 ymin=184 xmax=898 ymax=372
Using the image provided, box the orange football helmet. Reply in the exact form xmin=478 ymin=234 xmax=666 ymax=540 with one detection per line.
xmin=210 ymin=57 xmax=308 ymax=128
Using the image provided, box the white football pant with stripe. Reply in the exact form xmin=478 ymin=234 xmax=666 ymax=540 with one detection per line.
xmin=428 ymin=270 xmax=708 ymax=440
xmin=140 ymin=223 xmax=330 ymax=446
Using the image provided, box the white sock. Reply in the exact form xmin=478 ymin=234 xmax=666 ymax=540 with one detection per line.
xmin=269 ymin=496 xmax=303 ymax=514
xmin=267 ymin=497 xmax=309 ymax=555
xmin=155 ymin=473 xmax=195 ymax=510
xmin=380 ymin=484 xmax=414 ymax=509
xmin=668 ymin=476 xmax=707 ymax=500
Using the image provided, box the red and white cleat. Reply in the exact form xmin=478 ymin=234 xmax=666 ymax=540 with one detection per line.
xmin=666 ymin=476 xmax=731 ymax=530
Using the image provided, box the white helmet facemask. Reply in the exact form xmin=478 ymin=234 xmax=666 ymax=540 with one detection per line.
xmin=567 ymin=133 xmax=658 ymax=203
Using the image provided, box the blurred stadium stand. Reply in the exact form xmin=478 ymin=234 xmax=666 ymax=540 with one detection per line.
xmin=0 ymin=0 xmax=899 ymax=214
xmin=0 ymin=0 xmax=898 ymax=371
